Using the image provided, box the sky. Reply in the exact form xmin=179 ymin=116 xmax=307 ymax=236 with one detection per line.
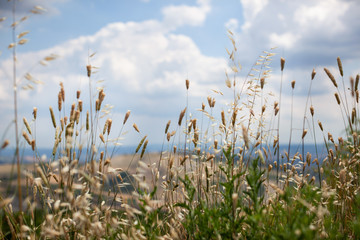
xmin=0 ymin=0 xmax=360 ymax=150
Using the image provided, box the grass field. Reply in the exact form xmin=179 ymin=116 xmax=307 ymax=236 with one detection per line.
xmin=1 ymin=2 xmax=360 ymax=239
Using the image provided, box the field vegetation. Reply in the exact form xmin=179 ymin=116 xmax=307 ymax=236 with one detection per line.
xmin=0 ymin=2 xmax=360 ymax=239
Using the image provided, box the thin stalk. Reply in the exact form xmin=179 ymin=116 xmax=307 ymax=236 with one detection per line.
xmin=287 ymin=82 xmax=295 ymax=184
xmin=276 ymin=61 xmax=284 ymax=185
xmin=11 ymin=1 xmax=23 ymax=237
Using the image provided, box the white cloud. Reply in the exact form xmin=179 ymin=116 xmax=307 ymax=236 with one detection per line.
xmin=294 ymin=0 xmax=349 ymax=34
xmin=240 ymin=0 xmax=268 ymax=31
xmin=269 ymin=32 xmax=300 ymax=50
xmin=232 ymin=0 xmax=360 ymax=70
xmin=226 ymin=0 xmax=360 ymax=144
xmin=162 ymin=0 xmax=211 ymax=29
xmin=225 ymin=18 xmax=239 ymax=32
xmin=0 ymin=0 xmax=226 ymax=147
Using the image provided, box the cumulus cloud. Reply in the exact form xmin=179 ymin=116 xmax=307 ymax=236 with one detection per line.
xmin=236 ymin=0 xmax=360 ymax=68
xmin=0 ymin=0 xmax=227 ymax=147
xmin=225 ymin=18 xmax=239 ymax=32
xmin=226 ymin=0 xmax=360 ymax=142
xmin=162 ymin=0 xmax=211 ymax=29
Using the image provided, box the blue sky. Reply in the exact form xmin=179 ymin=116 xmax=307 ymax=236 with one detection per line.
xmin=0 ymin=0 xmax=360 ymax=149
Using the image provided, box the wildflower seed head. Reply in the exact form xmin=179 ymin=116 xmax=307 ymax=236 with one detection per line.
xmin=324 ymin=68 xmax=338 ymax=88
xmin=337 ymin=57 xmax=343 ymax=77
xmin=134 ymin=136 xmax=147 ymax=155
xmin=133 ymin=123 xmax=140 ymax=133
xmin=274 ymin=101 xmax=278 ymax=109
xmin=22 ymin=131 xmax=31 ymax=145
xmin=334 ymin=93 xmax=341 ymax=105
xmin=78 ymin=100 xmax=83 ymax=112
xmin=86 ymin=111 xmax=89 ymax=131
xmin=86 ymin=65 xmax=92 ymax=77
xmin=60 ymin=82 xmax=65 ymax=102
xmin=260 ymin=77 xmax=265 ymax=89
xmin=165 ymin=120 xmax=171 ymax=134
xmin=221 ymin=110 xmax=226 ymax=126
xmin=31 ymin=139 xmax=35 ymax=151
xmin=123 ymin=110 xmax=131 ymax=125
xmin=178 ymin=107 xmax=186 ymax=126
xmin=318 ymin=120 xmax=323 ymax=131
xmin=140 ymin=140 xmax=148 ymax=158
xmin=57 ymin=91 xmax=62 ymax=111
xmin=350 ymin=76 xmax=355 ymax=96
xmin=302 ymin=129 xmax=308 ymax=139
xmin=280 ymin=57 xmax=285 ymax=71
xmin=291 ymin=80 xmax=295 ymax=89
xmin=311 ymin=68 xmax=316 ymax=80
xmin=310 ymin=106 xmax=314 ymax=116
xmin=185 ymin=79 xmax=189 ymax=90
xmin=1 ymin=140 xmax=9 ymax=149
xmin=242 ymin=125 xmax=249 ymax=149
xmin=49 ymin=106 xmax=56 ymax=128
xmin=95 ymin=99 xmax=100 ymax=111
xmin=33 ymin=107 xmax=37 ymax=120
xmin=232 ymin=109 xmax=237 ymax=127
xmin=107 ymin=118 xmax=112 ymax=135
xmin=76 ymin=90 xmax=81 ymax=99
xmin=352 ymin=108 xmax=356 ymax=124
xmin=23 ymin=117 xmax=32 ymax=135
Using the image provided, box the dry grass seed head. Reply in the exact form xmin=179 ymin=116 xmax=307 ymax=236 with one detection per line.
xmin=221 ymin=110 xmax=226 ymax=126
xmin=1 ymin=140 xmax=9 ymax=149
xmin=133 ymin=123 xmax=140 ymax=133
xmin=23 ymin=117 xmax=32 ymax=134
xmin=291 ymin=80 xmax=296 ymax=89
xmin=123 ymin=110 xmax=131 ymax=125
xmin=302 ymin=129 xmax=308 ymax=139
xmin=49 ymin=106 xmax=56 ymax=128
xmin=337 ymin=57 xmax=343 ymax=77
xmin=318 ymin=121 xmax=324 ymax=131
xmin=33 ymin=107 xmax=37 ymax=120
xmin=242 ymin=125 xmax=249 ymax=149
xmin=31 ymin=139 xmax=35 ymax=151
xmin=22 ymin=131 xmax=31 ymax=145
xmin=311 ymin=68 xmax=316 ymax=80
xmin=136 ymin=135 xmax=147 ymax=153
xmin=324 ymin=68 xmax=338 ymax=88
xmin=310 ymin=106 xmax=314 ymax=116
xmin=140 ymin=140 xmax=149 ymax=158
xmin=280 ymin=57 xmax=285 ymax=71
xmin=87 ymin=65 xmax=92 ymax=77
xmin=352 ymin=108 xmax=356 ymax=124
xmin=57 ymin=92 xmax=62 ymax=111
xmin=77 ymin=100 xmax=83 ymax=112
xmin=107 ymin=119 xmax=112 ymax=135
xmin=178 ymin=108 xmax=186 ymax=126
xmin=260 ymin=77 xmax=265 ymax=89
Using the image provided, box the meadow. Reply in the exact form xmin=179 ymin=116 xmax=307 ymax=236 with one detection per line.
xmin=1 ymin=3 xmax=360 ymax=240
